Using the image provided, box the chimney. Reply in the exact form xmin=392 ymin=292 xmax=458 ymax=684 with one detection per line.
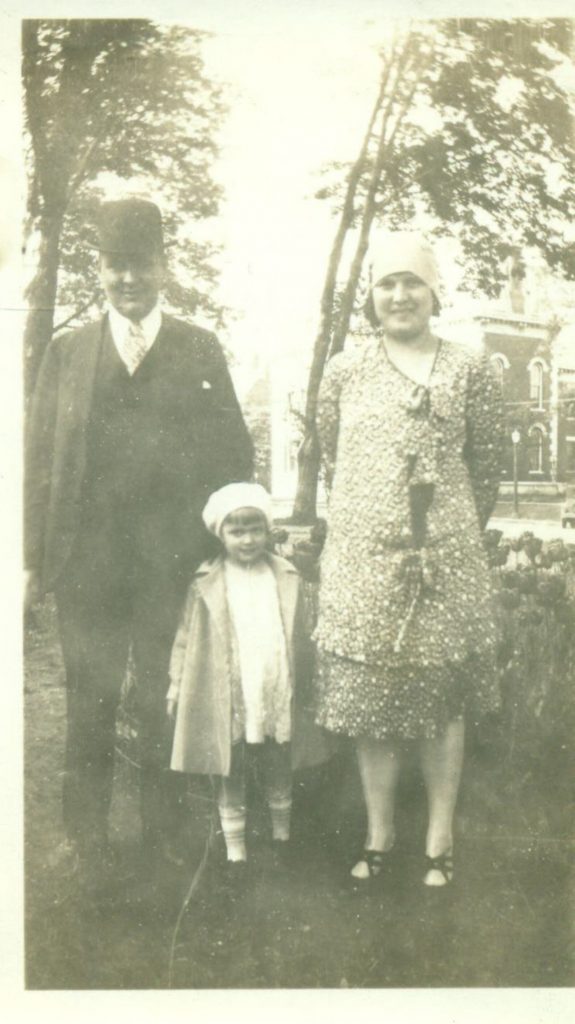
xmin=503 ymin=249 xmax=526 ymax=315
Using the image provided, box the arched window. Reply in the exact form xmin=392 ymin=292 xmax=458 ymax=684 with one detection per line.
xmin=489 ymin=353 xmax=508 ymax=392
xmin=528 ymin=360 xmax=545 ymax=408
xmin=528 ymin=425 xmax=545 ymax=474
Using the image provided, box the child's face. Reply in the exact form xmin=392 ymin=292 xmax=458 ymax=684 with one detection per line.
xmin=220 ymin=508 xmax=268 ymax=566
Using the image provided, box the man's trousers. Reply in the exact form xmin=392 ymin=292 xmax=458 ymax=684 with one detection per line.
xmin=55 ymin=534 xmax=188 ymax=856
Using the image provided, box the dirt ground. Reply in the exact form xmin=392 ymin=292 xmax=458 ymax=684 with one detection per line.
xmin=24 ymin=599 xmax=574 ymax=991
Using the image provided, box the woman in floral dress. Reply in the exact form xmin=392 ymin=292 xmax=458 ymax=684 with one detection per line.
xmin=314 ymin=233 xmax=505 ymax=887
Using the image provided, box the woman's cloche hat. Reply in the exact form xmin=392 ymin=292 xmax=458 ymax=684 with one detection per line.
xmin=202 ymin=483 xmax=273 ymax=538
xmin=90 ymin=198 xmax=166 ymax=255
xmin=369 ymin=231 xmax=441 ymax=307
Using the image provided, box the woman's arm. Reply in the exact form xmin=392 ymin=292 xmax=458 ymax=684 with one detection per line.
xmin=463 ymin=355 xmax=506 ymax=531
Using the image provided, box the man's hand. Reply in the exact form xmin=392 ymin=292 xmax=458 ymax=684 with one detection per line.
xmin=166 ymin=697 xmax=178 ymax=722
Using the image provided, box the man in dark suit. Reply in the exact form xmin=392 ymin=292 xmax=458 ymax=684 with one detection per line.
xmin=25 ymin=199 xmax=253 ymax=885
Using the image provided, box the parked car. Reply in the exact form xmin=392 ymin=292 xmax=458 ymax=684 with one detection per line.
xmin=561 ymin=499 xmax=575 ymax=529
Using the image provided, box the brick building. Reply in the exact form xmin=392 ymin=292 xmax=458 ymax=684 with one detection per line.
xmin=555 ymin=324 xmax=575 ymax=485
xmin=442 ymin=254 xmax=574 ymax=493
xmin=480 ymin=313 xmax=553 ymax=484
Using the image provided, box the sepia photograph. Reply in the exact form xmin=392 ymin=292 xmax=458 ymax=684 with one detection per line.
xmin=6 ymin=0 xmax=575 ymax=1015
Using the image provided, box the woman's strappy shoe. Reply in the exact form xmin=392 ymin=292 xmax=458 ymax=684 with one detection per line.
xmin=423 ymin=850 xmax=454 ymax=887
xmin=349 ymin=848 xmax=391 ymax=889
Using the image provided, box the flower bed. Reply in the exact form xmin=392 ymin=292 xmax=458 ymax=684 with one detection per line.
xmin=480 ymin=531 xmax=575 ymax=838
xmin=485 ymin=530 xmax=575 ymax=754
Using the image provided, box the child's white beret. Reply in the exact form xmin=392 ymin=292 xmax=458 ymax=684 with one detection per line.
xmin=202 ymin=482 xmax=273 ymax=537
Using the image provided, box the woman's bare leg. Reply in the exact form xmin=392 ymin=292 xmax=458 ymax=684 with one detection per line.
xmin=352 ymin=736 xmax=402 ymax=879
xmin=419 ymin=718 xmax=464 ymax=885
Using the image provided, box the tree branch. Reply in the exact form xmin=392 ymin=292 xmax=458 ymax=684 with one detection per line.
xmin=65 ymin=138 xmax=100 ymax=203
xmin=297 ymin=44 xmax=394 ymax=433
xmin=52 ymin=291 xmax=99 ymax=333
xmin=330 ymin=33 xmax=437 ymax=356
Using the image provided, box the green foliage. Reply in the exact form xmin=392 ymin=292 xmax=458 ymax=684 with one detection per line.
xmin=23 ymin=19 xmax=227 ymax=331
xmin=481 ymin=531 xmax=575 ymax=835
xmin=319 ymin=18 xmax=575 ymax=298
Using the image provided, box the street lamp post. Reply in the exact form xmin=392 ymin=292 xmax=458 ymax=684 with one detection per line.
xmin=511 ymin=429 xmax=521 ymax=518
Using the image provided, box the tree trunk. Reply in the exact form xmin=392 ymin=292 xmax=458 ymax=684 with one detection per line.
xmin=22 ymin=21 xmax=107 ymax=400
xmin=291 ymin=67 xmax=391 ymax=523
xmin=291 ymin=29 xmax=434 ymax=522
xmin=24 ymin=210 xmax=64 ymax=399
xmin=330 ymin=38 xmax=434 ymax=358
xmin=291 ymin=431 xmax=321 ymax=524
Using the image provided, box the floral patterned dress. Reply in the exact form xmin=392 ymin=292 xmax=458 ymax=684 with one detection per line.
xmin=314 ymin=335 xmax=505 ymax=740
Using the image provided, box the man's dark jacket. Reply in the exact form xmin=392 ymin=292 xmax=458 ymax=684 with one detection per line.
xmin=25 ymin=314 xmax=254 ymax=589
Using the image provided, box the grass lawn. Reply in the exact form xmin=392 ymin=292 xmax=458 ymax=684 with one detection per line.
xmin=24 ymin=595 xmax=574 ymax=990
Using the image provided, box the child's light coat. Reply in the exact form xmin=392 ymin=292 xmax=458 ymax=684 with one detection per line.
xmin=169 ymin=553 xmax=330 ymax=777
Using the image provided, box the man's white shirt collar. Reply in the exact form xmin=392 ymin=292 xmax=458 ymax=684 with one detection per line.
xmin=107 ymin=304 xmax=163 ymax=364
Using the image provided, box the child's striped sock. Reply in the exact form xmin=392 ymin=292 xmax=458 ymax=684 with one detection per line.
xmin=219 ymin=805 xmax=247 ymax=862
xmin=268 ymin=796 xmax=292 ymax=842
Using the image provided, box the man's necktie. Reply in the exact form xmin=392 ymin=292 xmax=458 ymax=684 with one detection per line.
xmin=123 ymin=320 xmax=149 ymax=375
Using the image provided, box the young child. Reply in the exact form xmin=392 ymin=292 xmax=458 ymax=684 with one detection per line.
xmin=167 ymin=482 xmax=328 ymax=875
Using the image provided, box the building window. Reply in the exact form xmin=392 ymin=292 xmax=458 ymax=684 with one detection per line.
xmin=566 ymin=401 xmax=575 ymax=421
xmin=528 ymin=425 xmax=545 ymax=474
xmin=489 ymin=353 xmax=508 ymax=393
xmin=566 ymin=438 xmax=575 ymax=475
xmin=529 ymin=360 xmax=544 ymax=408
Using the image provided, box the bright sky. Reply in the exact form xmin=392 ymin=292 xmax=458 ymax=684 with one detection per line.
xmin=4 ymin=0 xmax=575 ymax=372
xmin=200 ymin=16 xmax=382 ymax=364
xmin=186 ymin=2 xmax=575 ymax=371
xmin=3 ymin=2 xmax=385 ymax=370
